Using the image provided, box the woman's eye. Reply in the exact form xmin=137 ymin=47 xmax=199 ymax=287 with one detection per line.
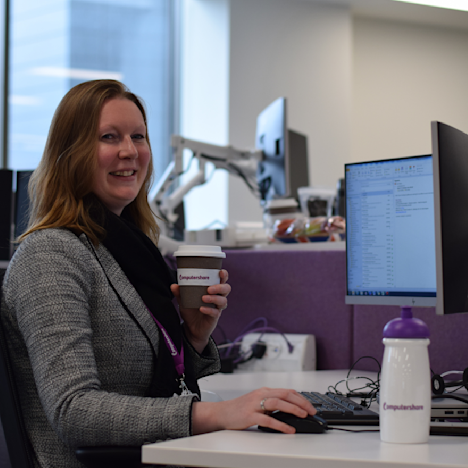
xmin=101 ymin=133 xmax=115 ymax=140
xmin=132 ymin=134 xmax=145 ymax=140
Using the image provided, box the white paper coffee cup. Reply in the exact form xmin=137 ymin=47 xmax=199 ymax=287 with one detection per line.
xmin=174 ymin=245 xmax=226 ymax=308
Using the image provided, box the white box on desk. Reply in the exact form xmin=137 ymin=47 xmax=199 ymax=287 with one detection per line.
xmin=238 ymin=333 xmax=316 ymax=372
xmin=184 ymin=222 xmax=268 ymax=248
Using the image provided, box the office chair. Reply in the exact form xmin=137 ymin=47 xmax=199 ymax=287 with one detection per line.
xmin=0 ymin=286 xmax=146 ymax=468
xmin=0 ymin=288 xmax=35 ymax=468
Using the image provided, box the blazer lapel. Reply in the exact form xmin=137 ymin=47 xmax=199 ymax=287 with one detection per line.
xmin=80 ymin=234 xmax=161 ymax=355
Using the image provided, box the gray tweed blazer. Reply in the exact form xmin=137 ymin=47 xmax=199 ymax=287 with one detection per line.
xmin=1 ymin=228 xmax=220 ymax=468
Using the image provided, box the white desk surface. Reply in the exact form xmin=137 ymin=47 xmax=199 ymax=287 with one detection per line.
xmin=142 ymin=370 xmax=468 ymax=468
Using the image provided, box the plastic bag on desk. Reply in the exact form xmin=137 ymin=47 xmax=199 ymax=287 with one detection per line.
xmin=271 ymin=217 xmax=327 ymax=243
xmin=303 ymin=217 xmax=329 ymax=242
xmin=271 ymin=216 xmax=345 ymax=243
xmin=272 ymin=217 xmax=309 ymax=243
xmin=325 ymin=216 xmax=346 ymax=241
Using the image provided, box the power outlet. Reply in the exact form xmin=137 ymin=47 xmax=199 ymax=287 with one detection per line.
xmin=237 ymin=333 xmax=316 ymax=372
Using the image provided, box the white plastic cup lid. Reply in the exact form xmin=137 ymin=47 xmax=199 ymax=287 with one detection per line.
xmin=173 ymin=244 xmax=226 ymax=258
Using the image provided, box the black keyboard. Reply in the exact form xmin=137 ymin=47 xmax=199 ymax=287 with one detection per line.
xmin=301 ymin=391 xmax=379 ymax=425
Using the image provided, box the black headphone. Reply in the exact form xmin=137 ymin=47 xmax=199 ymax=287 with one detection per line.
xmin=431 ymin=368 xmax=468 ymax=395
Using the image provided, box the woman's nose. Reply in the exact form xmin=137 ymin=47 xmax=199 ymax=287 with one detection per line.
xmin=119 ymin=136 xmax=138 ymax=159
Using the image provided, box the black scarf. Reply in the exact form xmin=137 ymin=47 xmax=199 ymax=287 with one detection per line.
xmin=92 ymin=203 xmax=199 ymax=397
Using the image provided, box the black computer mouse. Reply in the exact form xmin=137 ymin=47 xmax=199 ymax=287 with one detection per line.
xmin=258 ymin=411 xmax=328 ymax=434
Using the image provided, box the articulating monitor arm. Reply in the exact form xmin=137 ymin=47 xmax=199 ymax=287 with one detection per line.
xmin=150 ymin=135 xmax=263 ymax=226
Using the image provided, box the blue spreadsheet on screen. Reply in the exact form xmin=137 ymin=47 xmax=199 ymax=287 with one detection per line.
xmin=345 ymin=155 xmax=437 ymax=307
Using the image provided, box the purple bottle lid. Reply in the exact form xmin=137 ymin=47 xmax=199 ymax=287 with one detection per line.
xmin=383 ymin=306 xmax=430 ymax=339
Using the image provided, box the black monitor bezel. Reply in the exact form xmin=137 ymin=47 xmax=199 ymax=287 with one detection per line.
xmin=432 ymin=121 xmax=468 ymax=315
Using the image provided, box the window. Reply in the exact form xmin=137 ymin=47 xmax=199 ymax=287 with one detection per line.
xmin=7 ymin=0 xmax=176 ymax=184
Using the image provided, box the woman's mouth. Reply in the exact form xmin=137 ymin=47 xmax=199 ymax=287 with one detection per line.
xmin=110 ymin=170 xmax=136 ymax=177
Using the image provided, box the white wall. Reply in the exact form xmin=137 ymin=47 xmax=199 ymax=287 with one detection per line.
xmin=228 ymin=0 xmax=353 ymax=224
xmin=352 ymin=17 xmax=468 ymax=163
xmin=181 ymin=0 xmax=468 ymax=230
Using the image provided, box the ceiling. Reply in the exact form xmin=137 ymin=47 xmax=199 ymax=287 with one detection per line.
xmin=305 ymin=0 xmax=468 ymax=30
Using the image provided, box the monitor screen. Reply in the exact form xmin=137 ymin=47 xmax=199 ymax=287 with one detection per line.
xmin=255 ymin=97 xmax=309 ymax=202
xmin=345 ymin=154 xmax=436 ymax=306
xmin=432 ymin=121 xmax=468 ymax=315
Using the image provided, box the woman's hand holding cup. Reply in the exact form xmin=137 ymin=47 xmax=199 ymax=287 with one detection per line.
xmin=171 ymin=245 xmax=230 ymax=353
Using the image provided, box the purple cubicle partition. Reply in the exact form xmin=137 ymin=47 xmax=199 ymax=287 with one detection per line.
xmin=214 ymin=248 xmax=354 ymax=370
xmin=212 ymin=248 xmax=468 ymax=375
xmin=353 ymin=305 xmax=467 ymax=375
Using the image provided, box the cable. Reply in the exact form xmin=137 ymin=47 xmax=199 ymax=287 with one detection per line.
xmin=199 ymin=153 xmax=260 ymax=197
xmin=197 ymin=157 xmax=219 ymax=188
xmin=227 ymin=161 xmax=257 ymax=194
xmin=235 ymin=341 xmax=267 ymax=365
xmin=327 ymin=356 xmax=381 ymax=409
xmin=217 ymin=317 xmax=269 ymax=362
xmin=442 ymin=385 xmax=465 ymax=394
xmin=217 ymin=342 xmax=242 ymax=350
xmin=216 ymin=319 xmax=258 ymax=360
xmin=329 ymin=427 xmax=380 ymax=433
xmin=228 ymin=326 xmax=294 ymax=362
xmin=237 ymin=317 xmax=269 ymax=337
xmin=216 ymin=318 xmax=293 ymax=368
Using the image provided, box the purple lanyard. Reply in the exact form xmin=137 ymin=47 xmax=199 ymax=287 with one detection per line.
xmin=147 ymin=309 xmax=191 ymax=395
xmin=147 ymin=308 xmax=184 ymax=375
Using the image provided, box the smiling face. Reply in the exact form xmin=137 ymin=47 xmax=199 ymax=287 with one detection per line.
xmin=92 ymin=97 xmax=151 ymax=215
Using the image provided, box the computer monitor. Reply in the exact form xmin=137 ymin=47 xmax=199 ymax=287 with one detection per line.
xmin=0 ymin=169 xmax=13 ymax=261
xmin=431 ymin=121 xmax=468 ymax=315
xmin=14 ymin=170 xmax=33 ymax=239
xmin=345 ymin=154 xmax=437 ymax=307
xmin=255 ymin=97 xmax=309 ymax=202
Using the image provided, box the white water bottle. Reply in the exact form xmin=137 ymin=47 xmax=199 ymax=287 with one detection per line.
xmin=379 ymin=306 xmax=431 ymax=444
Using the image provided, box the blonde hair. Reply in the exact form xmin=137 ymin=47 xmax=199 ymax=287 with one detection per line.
xmin=20 ymin=79 xmax=160 ymax=245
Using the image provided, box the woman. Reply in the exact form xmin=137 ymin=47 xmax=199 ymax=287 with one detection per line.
xmin=1 ymin=80 xmax=315 ymax=468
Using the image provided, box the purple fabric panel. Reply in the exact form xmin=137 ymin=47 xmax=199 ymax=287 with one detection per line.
xmin=214 ymin=249 xmax=353 ymax=370
xmin=353 ymin=305 xmax=468 ymax=374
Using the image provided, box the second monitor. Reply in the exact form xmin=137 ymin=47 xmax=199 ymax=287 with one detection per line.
xmin=345 ymin=154 xmax=437 ymax=307
xmin=255 ymin=97 xmax=309 ymax=202
xmin=432 ymin=121 xmax=468 ymax=315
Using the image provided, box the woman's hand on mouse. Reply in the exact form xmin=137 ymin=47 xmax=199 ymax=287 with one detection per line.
xmin=191 ymin=387 xmax=316 ymax=435
xmin=171 ymin=269 xmax=231 ymax=354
